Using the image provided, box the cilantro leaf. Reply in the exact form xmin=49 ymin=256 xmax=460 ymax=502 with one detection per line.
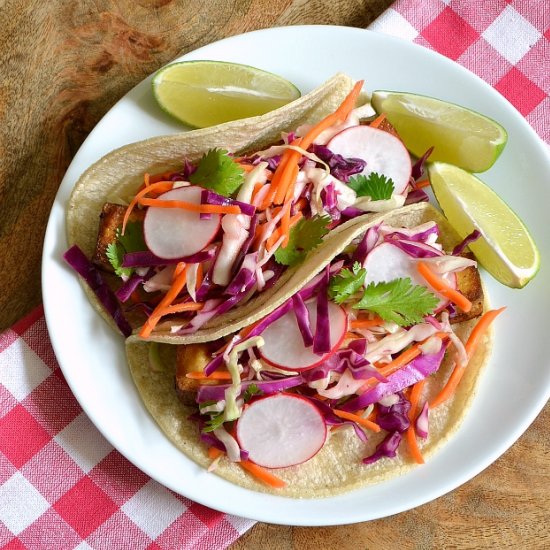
xmin=189 ymin=148 xmax=245 ymax=197
xmin=117 ymin=221 xmax=146 ymax=253
xmin=202 ymin=412 xmax=226 ymax=433
xmin=106 ymin=221 xmax=147 ymax=278
xmin=106 ymin=243 xmax=133 ymax=278
xmin=353 ymin=278 xmax=439 ymax=326
xmin=274 ymin=215 xmax=331 ymax=267
xmin=348 ymin=172 xmax=394 ymax=200
xmin=328 ymin=262 xmax=367 ymax=304
xmin=243 ymin=384 xmax=263 ymax=403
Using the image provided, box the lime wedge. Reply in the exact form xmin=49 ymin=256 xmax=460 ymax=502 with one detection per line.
xmin=428 ymin=162 xmax=539 ymax=288
xmin=371 ymin=91 xmax=507 ymax=172
xmin=152 ymin=61 xmax=301 ymax=128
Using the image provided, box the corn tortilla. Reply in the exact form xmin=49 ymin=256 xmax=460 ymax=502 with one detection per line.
xmin=125 ymin=203 xmax=494 ymax=497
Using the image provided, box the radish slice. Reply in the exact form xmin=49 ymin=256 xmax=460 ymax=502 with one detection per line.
xmin=327 ymin=125 xmax=411 ymax=195
xmin=259 ymin=300 xmax=347 ymax=371
xmin=236 ymin=393 xmax=327 ymax=468
xmin=363 ymin=242 xmax=456 ymax=309
xmin=143 ymin=186 xmax=221 ymax=259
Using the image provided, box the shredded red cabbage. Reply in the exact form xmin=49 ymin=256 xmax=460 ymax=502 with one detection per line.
xmin=415 ymin=401 xmax=429 ymax=439
xmin=411 ymin=147 xmax=434 ymax=181
xmin=385 ymin=224 xmax=439 ymax=243
xmin=225 ymin=252 xmax=258 ymax=296
xmin=230 ymin=214 xmax=258 ymax=278
xmin=363 ymin=431 xmax=402 ymax=464
xmin=115 ymin=270 xmax=150 ymax=303
xmin=452 ymin=229 xmax=481 ymax=256
xmin=313 ymin=266 xmax=331 ymax=355
xmin=388 ymin=240 xmax=442 ymax=259
xmin=404 ymin=188 xmax=430 ymax=205
xmin=310 ymin=144 xmax=366 ymax=182
xmin=352 ymin=226 xmax=380 ymax=264
xmin=292 ymin=294 xmax=314 ymax=347
xmin=340 ymin=343 xmax=447 ymax=412
xmin=376 ymin=392 xmax=411 ymax=433
xmin=175 ymin=298 xmax=223 ymax=334
xmin=321 ymin=184 xmax=341 ymax=221
xmin=63 ymin=245 xmax=132 ymax=337
xmin=200 ymin=189 xmax=256 ymax=217
xmin=122 ymin=248 xmax=215 ymax=268
xmin=196 ymin=376 xmax=303 ymax=403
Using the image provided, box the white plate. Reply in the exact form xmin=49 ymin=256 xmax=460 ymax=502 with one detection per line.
xmin=42 ymin=26 xmax=550 ymax=525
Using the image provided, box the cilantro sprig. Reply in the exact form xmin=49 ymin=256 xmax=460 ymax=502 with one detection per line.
xmin=353 ymin=278 xmax=439 ymax=326
xmin=243 ymin=384 xmax=263 ymax=403
xmin=274 ymin=215 xmax=330 ymax=267
xmin=202 ymin=412 xmax=225 ymax=433
xmin=106 ymin=221 xmax=146 ymax=277
xmin=348 ymin=172 xmax=394 ymax=200
xmin=189 ymin=148 xmax=245 ymax=197
xmin=328 ymin=262 xmax=366 ymax=304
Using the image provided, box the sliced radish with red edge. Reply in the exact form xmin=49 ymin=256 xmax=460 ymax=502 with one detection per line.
xmin=143 ymin=186 xmax=221 ymax=259
xmin=327 ymin=125 xmax=411 ymax=195
xmin=259 ymin=299 xmax=347 ymax=371
xmin=236 ymin=393 xmax=327 ymax=468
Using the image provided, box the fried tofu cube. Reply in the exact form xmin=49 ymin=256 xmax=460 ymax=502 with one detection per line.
xmin=175 ymin=343 xmax=218 ymax=406
xmin=452 ymin=261 xmax=484 ymax=323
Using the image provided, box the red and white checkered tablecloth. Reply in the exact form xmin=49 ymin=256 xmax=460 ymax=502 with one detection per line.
xmin=1 ymin=2 xmax=548 ymax=549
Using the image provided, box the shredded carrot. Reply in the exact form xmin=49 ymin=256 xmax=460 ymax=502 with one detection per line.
xmin=208 ymin=446 xmax=224 ymax=460
xmin=406 ymin=379 xmax=426 ymax=464
xmin=172 ymin=261 xmax=186 ymax=281
xmin=251 ymin=222 xmax=267 ymax=251
xmin=137 ymin=197 xmax=241 ymax=215
xmin=150 ymin=301 xmax=204 ymax=318
xmin=430 ymin=307 xmax=505 ymax=408
xmin=266 ymin=211 xmax=303 ymax=251
xmin=139 ymin=265 xmax=189 ymax=338
xmin=273 ymin=142 xmax=302 ymax=205
xmin=465 ymin=306 xmax=506 ymax=357
xmin=417 ymin=261 xmax=472 ymax=313
xmin=280 ymin=205 xmax=297 ymax=248
xmin=369 ymin=113 xmax=386 ymax=129
xmin=415 ymin=179 xmax=431 ymax=189
xmin=333 ymin=409 xmax=381 ymax=432
xmin=122 ymin=180 xmax=174 ymax=234
xmin=350 ymin=317 xmax=384 ymax=329
xmin=238 ymin=163 xmax=255 ymax=172
xmin=239 ymin=461 xmax=286 ymax=488
xmin=144 ymin=173 xmax=150 ymax=187
xmin=186 ymin=371 xmax=232 ymax=380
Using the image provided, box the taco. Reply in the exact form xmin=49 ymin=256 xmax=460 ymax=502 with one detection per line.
xmin=125 ymin=202 xmax=502 ymax=497
xmin=64 ymin=72 xmax=430 ymax=342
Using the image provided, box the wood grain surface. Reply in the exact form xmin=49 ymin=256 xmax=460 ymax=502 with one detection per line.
xmin=1 ymin=1 xmax=548 ymax=548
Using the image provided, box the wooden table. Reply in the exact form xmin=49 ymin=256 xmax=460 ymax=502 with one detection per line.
xmin=1 ymin=1 xmax=547 ymax=548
